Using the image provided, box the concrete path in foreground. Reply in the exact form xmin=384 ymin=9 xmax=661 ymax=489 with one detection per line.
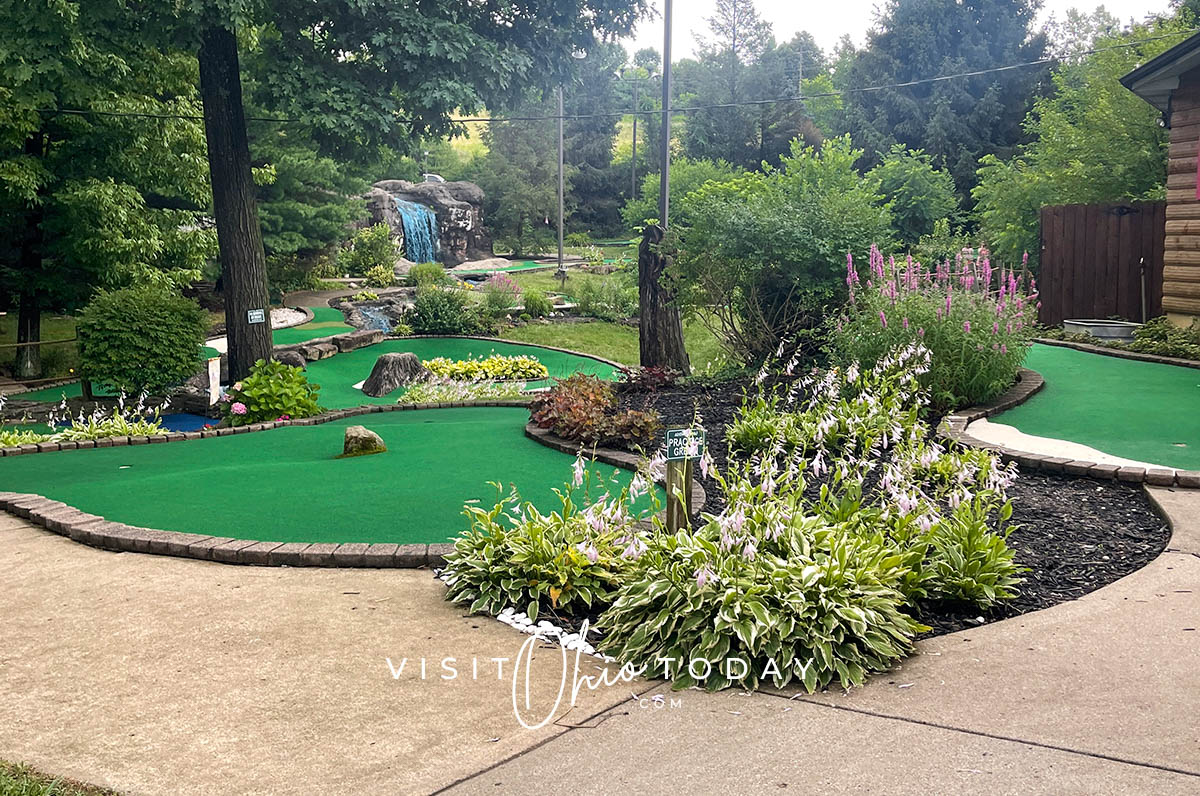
xmin=2 ymin=486 xmax=1198 ymax=794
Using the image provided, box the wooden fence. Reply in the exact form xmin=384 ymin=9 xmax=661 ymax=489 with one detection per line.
xmin=1038 ymin=201 xmax=1165 ymax=326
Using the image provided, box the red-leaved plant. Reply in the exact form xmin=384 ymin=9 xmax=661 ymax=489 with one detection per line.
xmin=529 ymin=374 xmax=661 ymax=451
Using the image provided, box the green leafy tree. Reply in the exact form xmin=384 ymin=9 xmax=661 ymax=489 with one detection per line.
xmin=869 ymin=144 xmax=960 ymax=246
xmin=837 ymin=0 xmax=1048 ymax=204
xmin=0 ymin=0 xmax=214 ymax=379
xmin=564 ymin=43 xmax=629 ymax=237
xmin=621 ymin=156 xmax=744 ymax=229
xmin=673 ymin=135 xmax=893 ymax=360
xmin=134 ymin=0 xmax=650 ymax=379
xmin=973 ymin=14 xmax=1184 ymax=266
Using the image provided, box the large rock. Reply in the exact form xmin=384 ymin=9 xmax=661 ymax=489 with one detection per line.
xmin=297 ymin=341 xmax=339 ymax=361
xmin=366 ymin=180 xmax=492 ymax=266
xmin=273 ymin=350 xmax=307 ymax=369
xmin=333 ymin=329 xmax=384 ymax=352
xmin=361 ymin=352 xmax=430 ymax=397
xmin=341 ymin=425 xmax=386 ymax=457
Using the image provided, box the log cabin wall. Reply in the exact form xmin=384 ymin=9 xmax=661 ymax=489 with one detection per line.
xmin=1164 ymin=70 xmax=1200 ymax=323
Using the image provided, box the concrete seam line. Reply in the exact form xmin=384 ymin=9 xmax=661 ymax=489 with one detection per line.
xmin=429 ymin=681 xmax=668 ymax=794
xmin=760 ymin=693 xmax=1200 ymax=780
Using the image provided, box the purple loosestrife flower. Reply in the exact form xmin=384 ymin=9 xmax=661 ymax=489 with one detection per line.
xmin=879 ymin=311 xmax=888 ymax=329
xmin=963 ymin=321 xmax=971 ymax=334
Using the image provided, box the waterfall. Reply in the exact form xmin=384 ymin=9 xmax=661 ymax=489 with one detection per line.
xmin=393 ymin=198 xmax=440 ymax=264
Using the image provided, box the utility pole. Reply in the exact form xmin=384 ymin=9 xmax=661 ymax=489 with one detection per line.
xmin=557 ymin=85 xmax=565 ymax=272
xmin=659 ymin=0 xmax=673 ymax=227
xmin=631 ymin=77 xmax=639 ymax=200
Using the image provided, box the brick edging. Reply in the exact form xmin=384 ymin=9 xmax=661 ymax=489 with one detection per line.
xmin=1034 ymin=337 xmax=1200 ymax=370
xmin=523 ymin=422 xmax=707 ymax=517
xmin=937 ymin=369 xmax=1200 ymax=489
xmin=0 ymin=401 xmax=537 ymax=568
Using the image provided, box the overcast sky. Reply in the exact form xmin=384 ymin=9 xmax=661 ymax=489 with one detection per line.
xmin=621 ymin=0 xmax=1176 ymax=58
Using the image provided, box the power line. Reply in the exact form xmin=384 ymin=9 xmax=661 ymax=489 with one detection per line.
xmin=33 ymin=27 xmax=1196 ymax=126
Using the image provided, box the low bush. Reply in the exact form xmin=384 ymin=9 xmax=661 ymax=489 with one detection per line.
xmin=397 ymin=380 xmax=525 ymax=405
xmin=574 ymin=277 xmax=637 ymax=321
xmin=522 ymin=288 xmax=553 ymax=318
xmin=342 ymin=224 xmax=398 ymax=277
xmin=1128 ymin=316 xmax=1200 ymax=360
xmin=219 ymin=358 xmax=322 ymax=425
xmin=364 ymin=264 xmax=394 ymax=288
xmin=77 ymin=286 xmax=208 ymax=395
xmin=422 ymin=354 xmax=548 ymax=381
xmin=0 ymin=427 xmax=51 ymax=447
xmin=351 ymin=290 xmax=379 ymax=302
xmin=407 ymin=262 xmax=448 ymax=288
xmin=480 ymin=273 xmax=522 ymax=317
xmin=616 ymin=365 xmax=678 ymax=393
xmin=391 ymin=320 xmax=413 ymax=336
xmin=829 ymin=246 xmax=1036 ymax=409
xmin=528 ymin=373 xmax=660 ymax=451
xmin=406 ymin=287 xmax=485 ymax=335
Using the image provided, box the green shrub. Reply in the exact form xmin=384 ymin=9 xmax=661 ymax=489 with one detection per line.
xmin=528 ymin=373 xmax=660 ymax=451
xmin=342 ymin=224 xmax=398 ymax=277
xmin=351 ymin=290 xmax=379 ymax=302
xmin=407 ymin=262 xmax=448 ymax=288
xmin=391 ymin=320 xmax=413 ymax=336
xmin=267 ymin=250 xmax=339 ymax=294
xmin=727 ymin=393 xmax=797 ymax=454
xmin=219 ymin=358 xmax=322 ymax=425
xmin=521 ymin=288 xmax=553 ymax=318
xmin=1128 ymin=316 xmax=1200 ymax=360
xmin=407 ymin=287 xmax=485 ymax=335
xmin=564 ymin=231 xmax=593 ymax=247
xmin=77 ymin=286 xmax=208 ymax=395
xmin=574 ymin=277 xmax=637 ymax=321
xmin=0 ymin=427 xmax=51 ymax=447
xmin=422 ymin=354 xmax=548 ymax=381
xmin=364 ymin=264 xmax=395 ymax=288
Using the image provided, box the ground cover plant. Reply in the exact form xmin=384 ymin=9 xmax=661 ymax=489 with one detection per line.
xmin=0 ymin=393 xmax=167 ymax=445
xmin=422 ymin=354 xmax=548 ymax=381
xmin=219 ymin=359 xmax=322 ymax=425
xmin=830 ymin=246 xmax=1037 ymax=409
xmin=1040 ymin=316 xmax=1200 ymax=362
xmin=528 ymin=373 xmax=661 ymax=451
xmin=396 ymin=380 xmax=525 ymax=405
xmin=447 ymin=344 xmax=1023 ymax=693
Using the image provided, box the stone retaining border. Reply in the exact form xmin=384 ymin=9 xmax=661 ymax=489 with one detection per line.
xmin=0 ymin=400 xmax=699 ymax=567
xmin=938 ymin=368 xmax=1200 ymax=489
xmin=1034 ymin=336 xmax=1200 ymax=370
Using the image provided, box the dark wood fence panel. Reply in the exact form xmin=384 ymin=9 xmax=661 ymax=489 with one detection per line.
xmin=1038 ymin=201 xmax=1165 ymax=326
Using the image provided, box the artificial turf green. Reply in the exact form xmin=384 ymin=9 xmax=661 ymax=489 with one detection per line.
xmin=303 ymin=337 xmax=619 ymax=408
xmin=996 ymin=343 xmax=1200 ymax=469
xmin=0 ymin=408 xmax=657 ymax=545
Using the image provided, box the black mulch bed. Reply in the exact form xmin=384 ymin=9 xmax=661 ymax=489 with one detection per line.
xmin=614 ymin=378 xmax=1171 ymax=639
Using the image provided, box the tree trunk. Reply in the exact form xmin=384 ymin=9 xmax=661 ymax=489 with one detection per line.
xmin=198 ymin=24 xmax=271 ymax=382
xmin=15 ymin=292 xmax=41 ymax=380
xmin=638 ymin=225 xmax=690 ymax=375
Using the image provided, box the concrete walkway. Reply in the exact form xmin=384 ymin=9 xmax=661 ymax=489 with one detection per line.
xmin=2 ymin=487 xmax=1199 ymax=794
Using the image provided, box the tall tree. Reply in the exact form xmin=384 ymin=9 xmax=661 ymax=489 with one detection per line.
xmin=564 ymin=43 xmax=627 ymax=236
xmin=140 ymin=0 xmax=649 ymax=378
xmin=837 ymin=0 xmax=1048 ymax=206
xmin=0 ymin=0 xmax=213 ymax=379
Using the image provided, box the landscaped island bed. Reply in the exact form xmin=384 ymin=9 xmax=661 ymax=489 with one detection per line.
xmin=0 ymin=408 xmax=654 ymax=545
xmin=994 ymin=343 xmax=1200 ymax=470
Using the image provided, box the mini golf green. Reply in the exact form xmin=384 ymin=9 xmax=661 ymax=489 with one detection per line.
xmin=14 ymin=308 xmax=352 ymax=403
xmin=303 ymin=338 xmax=619 ymax=408
xmin=0 ymin=408 xmax=656 ymax=545
xmin=996 ymin=343 xmax=1200 ymax=470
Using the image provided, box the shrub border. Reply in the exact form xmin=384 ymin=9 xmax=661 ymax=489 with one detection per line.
xmin=1034 ymin=336 xmax=1200 ymax=370
xmin=938 ymin=368 xmax=1200 ymax=489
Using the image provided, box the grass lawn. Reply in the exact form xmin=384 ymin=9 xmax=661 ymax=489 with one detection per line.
xmin=0 ymin=761 xmax=114 ymax=796
xmin=0 ymin=313 xmax=79 ymax=379
xmin=500 ymin=318 xmax=728 ymax=372
xmin=510 ymin=269 xmax=611 ymax=299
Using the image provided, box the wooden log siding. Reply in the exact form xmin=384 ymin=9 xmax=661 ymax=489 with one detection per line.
xmin=1164 ymin=72 xmax=1200 ymax=318
xmin=1038 ymin=202 xmax=1165 ymax=326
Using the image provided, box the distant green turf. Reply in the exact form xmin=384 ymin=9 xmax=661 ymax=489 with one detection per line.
xmin=0 ymin=408 xmax=655 ymax=544
xmin=996 ymin=343 xmax=1200 ymax=469
xmin=303 ymin=337 xmax=618 ymax=408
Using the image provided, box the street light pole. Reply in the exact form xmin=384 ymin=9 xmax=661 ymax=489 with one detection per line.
xmin=659 ymin=0 xmax=673 ymax=228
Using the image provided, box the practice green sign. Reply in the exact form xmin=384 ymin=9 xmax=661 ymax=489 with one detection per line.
xmin=665 ymin=428 xmax=705 ymax=461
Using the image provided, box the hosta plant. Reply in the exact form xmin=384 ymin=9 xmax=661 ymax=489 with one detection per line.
xmin=443 ymin=464 xmax=659 ymax=621
xmin=397 ymin=380 xmax=525 ymax=405
xmin=422 ymin=354 xmax=548 ymax=381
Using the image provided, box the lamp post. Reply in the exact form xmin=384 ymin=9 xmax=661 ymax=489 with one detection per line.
xmin=558 ymin=49 xmax=588 ymax=275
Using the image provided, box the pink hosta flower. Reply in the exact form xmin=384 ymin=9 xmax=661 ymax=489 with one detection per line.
xmin=572 ymin=455 xmax=586 ymax=487
xmin=629 ymin=472 xmax=648 ymax=500
xmin=621 ymin=536 xmax=647 ymax=560
xmin=230 ymin=402 xmax=247 ymax=416
xmin=916 ymin=514 xmax=935 ymax=533
xmin=742 ymin=540 xmax=758 ymax=562
xmin=695 ymin=566 xmax=717 ymax=588
xmin=576 ymin=542 xmax=600 ymax=563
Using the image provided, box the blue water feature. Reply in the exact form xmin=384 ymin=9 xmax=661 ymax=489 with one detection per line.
xmin=356 ymin=306 xmax=393 ymax=333
xmin=158 ymin=413 xmax=215 ymax=432
xmin=394 ymin=198 xmax=440 ymax=264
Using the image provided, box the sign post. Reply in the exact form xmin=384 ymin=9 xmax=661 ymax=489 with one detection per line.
xmin=664 ymin=428 xmax=704 ymax=532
